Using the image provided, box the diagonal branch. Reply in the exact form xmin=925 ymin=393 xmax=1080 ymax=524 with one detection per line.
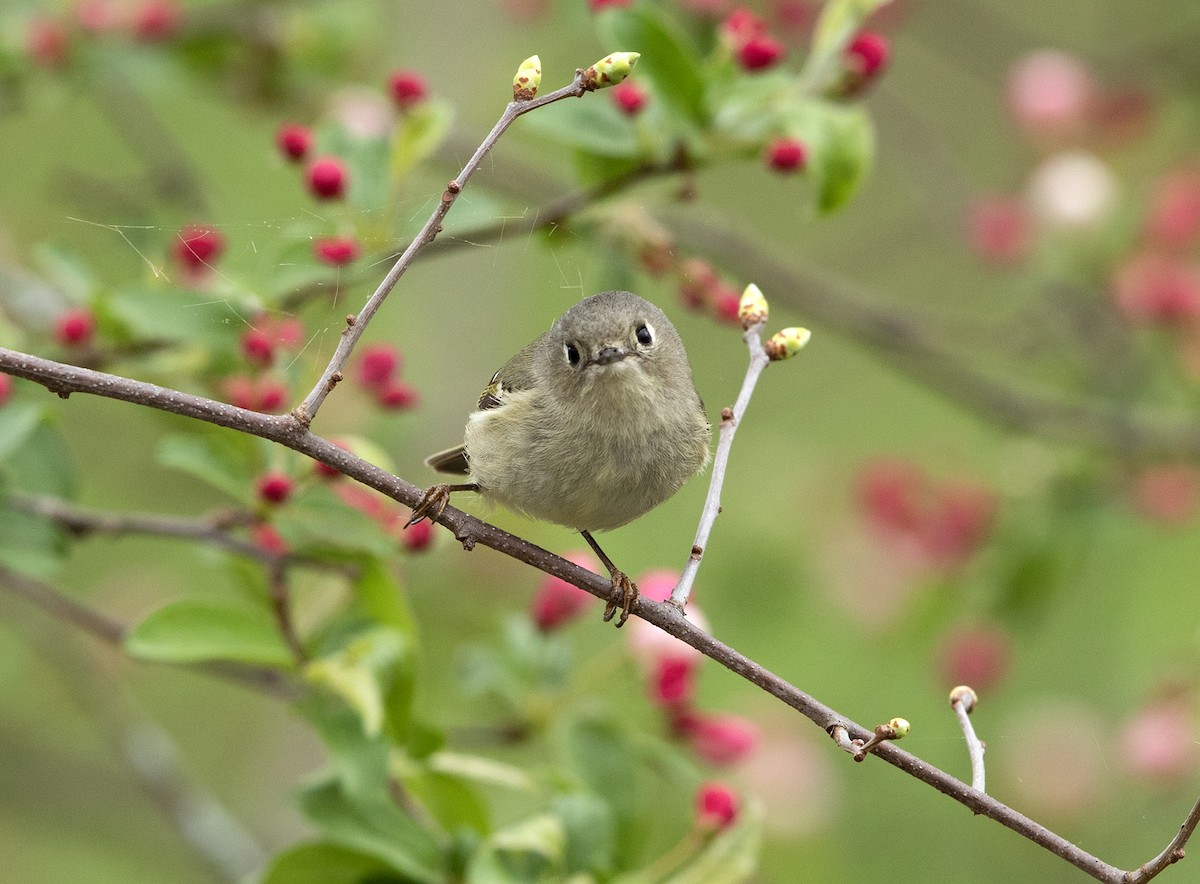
xmin=3 ymin=344 xmax=1195 ymax=882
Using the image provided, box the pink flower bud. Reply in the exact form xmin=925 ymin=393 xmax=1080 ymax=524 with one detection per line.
xmin=966 ymin=196 xmax=1032 ymax=265
xmin=936 ymin=623 xmax=1012 ymax=694
xmin=55 ymin=307 xmax=96 ymax=347
xmin=26 ymin=16 xmax=70 ymax=68
xmin=737 ymin=35 xmax=785 ymax=71
xmin=240 ymin=327 xmax=275 ymax=367
xmin=764 ymin=137 xmax=807 ymax=173
xmin=257 ymin=379 xmax=288 ymax=413
xmin=650 ymin=656 xmax=698 ymax=708
xmin=845 ymin=31 xmax=890 ymax=79
xmin=256 ymin=472 xmax=293 ymax=505
xmin=276 ymin=123 xmax=313 ymax=163
xmin=388 ymin=70 xmax=428 ymax=110
xmin=920 ymin=481 xmax=996 ymax=567
xmin=250 ymin=523 xmax=289 ymax=555
xmin=1130 ymin=464 xmax=1200 ymax=525
xmin=589 ymin=0 xmax=632 ymax=9
xmin=1006 ymin=50 xmax=1094 ymax=142
xmin=173 ymin=224 xmax=225 ymax=271
xmin=314 ymin=235 xmax=360 ymax=266
xmin=721 ymin=9 xmax=766 ymax=46
xmin=1145 ymin=169 xmax=1200 ymax=252
xmin=712 ymin=286 xmax=743 ymax=325
xmin=676 ymin=711 xmax=760 ymax=766
xmin=0 ymin=373 xmax=14 ymax=406
xmin=1113 ymin=253 xmax=1200 ymax=326
xmin=1120 ymin=696 xmax=1200 ymax=784
xmin=75 ymin=0 xmax=119 ymax=35
xmin=131 ymin=0 xmax=182 ymax=42
xmin=400 ymin=518 xmax=434 ymax=552
xmin=532 ymin=552 xmax=597 ymax=632
xmin=611 ymin=80 xmax=648 ymax=116
xmin=377 ymin=380 xmax=419 ymax=410
xmin=357 ymin=343 xmax=401 ymax=388
xmin=306 ymin=156 xmax=348 ymax=200
xmin=857 ymin=458 xmax=926 ymax=534
xmin=695 ymin=782 xmax=739 ymax=831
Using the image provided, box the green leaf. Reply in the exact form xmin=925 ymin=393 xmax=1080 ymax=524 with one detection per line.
xmin=812 ymin=104 xmax=874 ymax=214
xmin=390 ymin=100 xmax=454 ymax=183
xmin=465 ymin=814 xmax=567 ymax=883
xmin=353 ymin=559 xmax=418 ymax=639
xmin=597 ymin=7 xmax=706 ymax=124
xmin=156 ymin=432 xmax=256 ymax=502
xmin=32 ymin=243 xmax=96 ymax=303
xmin=556 ymin=792 xmax=616 ymax=877
xmin=526 ymin=99 xmax=639 ymax=158
xmin=105 ymin=285 xmax=253 ymax=348
xmin=261 ymin=841 xmax=404 ymax=884
xmin=0 ymin=402 xmax=45 ymax=464
xmin=274 ymin=486 xmax=398 ymax=558
xmin=305 ymin=627 xmax=410 ymax=738
xmin=125 ymin=598 xmax=295 ymax=667
xmin=298 ymin=778 xmax=446 ymax=883
xmin=402 ymin=768 xmax=491 ymax=836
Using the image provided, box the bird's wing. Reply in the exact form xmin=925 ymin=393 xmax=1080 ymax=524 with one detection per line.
xmin=477 ymin=335 xmax=540 ymax=411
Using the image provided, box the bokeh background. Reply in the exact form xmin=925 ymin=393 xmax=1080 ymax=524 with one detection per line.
xmin=3 ymin=0 xmax=1200 ymax=881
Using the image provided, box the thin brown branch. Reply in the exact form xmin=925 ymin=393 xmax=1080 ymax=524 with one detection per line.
xmin=1 ymin=345 xmax=1187 ymax=882
xmin=0 ymin=560 xmax=298 ymax=700
xmin=1126 ymin=795 xmax=1200 ymax=883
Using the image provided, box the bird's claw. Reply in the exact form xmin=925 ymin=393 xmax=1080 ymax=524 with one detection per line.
xmin=601 ymin=570 xmax=638 ymax=628
xmin=406 ymin=484 xmax=450 ymax=528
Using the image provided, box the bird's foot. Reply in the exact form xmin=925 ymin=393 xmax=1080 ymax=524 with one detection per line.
xmin=406 ymin=484 xmax=451 ymax=528
xmin=601 ymin=569 xmax=638 ymax=628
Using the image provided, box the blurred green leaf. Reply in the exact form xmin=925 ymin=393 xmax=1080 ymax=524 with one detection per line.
xmin=299 ymin=777 xmax=446 ymax=883
xmin=32 ymin=244 xmax=95 ymax=304
xmin=353 ymin=559 xmax=418 ymax=641
xmin=390 ymin=100 xmax=454 ymax=184
xmin=465 ymin=813 xmax=566 ymax=883
xmin=105 ymin=285 xmax=252 ymax=348
xmin=0 ymin=401 xmax=44 ymax=464
xmin=527 ymin=100 xmax=640 ymax=158
xmin=657 ymin=805 xmax=762 ymax=884
xmin=803 ymin=0 xmax=890 ymax=91
xmin=261 ymin=841 xmax=404 ymax=884
xmin=305 ymin=627 xmax=410 ymax=738
xmin=274 ymin=486 xmax=398 ymax=559
xmin=125 ymin=598 xmax=295 ymax=667
xmin=596 ymin=7 xmax=707 ymax=125
xmin=156 ymin=432 xmax=255 ymax=502
xmin=402 ymin=768 xmax=491 ymax=837
xmin=0 ymin=409 xmax=73 ymax=575
xmin=556 ymin=792 xmax=616 ymax=878
xmin=813 ymin=104 xmax=874 ymax=214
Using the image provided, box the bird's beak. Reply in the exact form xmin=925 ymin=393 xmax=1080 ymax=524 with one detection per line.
xmin=590 ymin=346 xmax=630 ymax=367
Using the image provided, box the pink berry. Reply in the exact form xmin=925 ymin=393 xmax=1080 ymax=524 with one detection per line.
xmin=695 ymin=782 xmax=739 ymax=831
xmin=387 ymin=70 xmax=428 ymax=110
xmin=845 ymin=31 xmax=890 ymax=78
xmin=1130 ymin=464 xmax=1200 ymax=525
xmin=0 ymin=373 xmax=13 ymax=406
xmin=650 ymin=656 xmax=697 ymax=708
xmin=26 ymin=16 xmax=70 ymax=68
xmin=401 ymin=518 xmax=434 ymax=552
xmin=936 ymin=624 xmax=1012 ymax=694
xmin=1113 ymin=253 xmax=1200 ymax=326
xmin=1120 ymin=697 xmax=1200 ymax=783
xmin=131 ymin=0 xmax=182 ymax=42
xmin=1145 ymin=170 xmax=1200 ymax=252
xmin=1006 ymin=50 xmax=1094 ymax=142
xmin=737 ymin=35 xmax=785 ymax=71
xmin=532 ymin=557 xmax=595 ymax=631
xmin=241 ymin=327 xmax=275 ymax=366
xmin=721 ymin=9 xmax=766 ymax=46
xmin=712 ymin=286 xmax=742 ymax=325
xmin=920 ymin=481 xmax=996 ymax=567
xmin=174 ymin=224 xmax=225 ymax=270
xmin=357 ymin=343 xmax=401 ymax=388
xmin=276 ymin=123 xmax=313 ymax=163
xmin=222 ymin=375 xmax=257 ymax=410
xmin=377 ymin=380 xmax=419 ymax=410
xmin=256 ymin=379 xmax=288 ymax=413
xmin=256 ymin=472 xmax=293 ymax=505
xmin=55 ymin=307 xmax=96 ymax=347
xmin=306 ymin=156 xmax=347 ymax=200
xmin=75 ymin=0 xmax=119 ymax=34
xmin=589 ymin=0 xmax=632 ymax=9
xmin=857 ymin=458 xmax=927 ymax=534
xmin=765 ymin=137 xmax=807 ymax=173
xmin=611 ymin=80 xmax=648 ymax=116
xmin=314 ymin=236 xmax=360 ymax=266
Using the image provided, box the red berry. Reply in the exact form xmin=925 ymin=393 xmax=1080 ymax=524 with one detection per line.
xmin=712 ymin=287 xmax=742 ymax=325
xmin=174 ymin=224 xmax=225 ymax=270
xmin=276 ymin=123 xmax=313 ymax=163
xmin=695 ymin=782 xmax=739 ymax=831
xmin=314 ymin=236 xmax=360 ymax=266
xmin=26 ymin=16 xmax=70 ymax=68
xmin=306 ymin=156 xmax=347 ymax=200
xmin=0 ymin=373 xmax=13 ymax=406
xmin=611 ymin=80 xmax=648 ymax=116
xmin=1113 ymin=253 xmax=1200 ymax=326
xmin=377 ymin=380 xmax=419 ymax=410
xmin=675 ymin=711 xmax=760 ymax=766
xmin=765 ymin=137 xmax=807 ymax=173
xmin=256 ymin=472 xmax=293 ymax=505
xmin=357 ymin=343 xmax=401 ymax=388
xmin=845 ymin=31 xmax=891 ymax=78
xmin=55 ymin=307 xmax=96 ymax=347
xmin=401 ymin=518 xmax=434 ymax=552
xmin=966 ymin=196 xmax=1032 ymax=265
xmin=241 ymin=327 xmax=275 ymax=366
xmin=650 ymin=656 xmax=697 ymax=708
xmin=737 ymin=35 xmax=785 ymax=71
xmin=131 ymin=0 xmax=182 ymax=42
xmin=387 ymin=70 xmax=428 ymax=110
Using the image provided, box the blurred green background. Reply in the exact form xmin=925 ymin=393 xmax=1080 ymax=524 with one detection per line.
xmin=3 ymin=1 xmax=1200 ymax=882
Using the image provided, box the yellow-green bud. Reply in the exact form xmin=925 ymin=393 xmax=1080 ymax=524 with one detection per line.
xmin=513 ymin=55 xmax=542 ymax=101
xmin=764 ymin=326 xmax=812 ymax=361
xmin=583 ymin=51 xmax=640 ymax=90
xmin=738 ymin=283 xmax=769 ymax=329
xmin=887 ymin=717 xmax=911 ymax=739
xmin=949 ymin=685 xmax=978 ymax=713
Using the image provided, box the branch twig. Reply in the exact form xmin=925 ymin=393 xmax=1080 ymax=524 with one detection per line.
xmin=950 ymin=686 xmax=986 ymax=792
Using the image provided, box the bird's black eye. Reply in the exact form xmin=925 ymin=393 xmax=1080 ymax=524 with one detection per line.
xmin=565 ymin=342 xmax=581 ymax=365
xmin=635 ymin=324 xmax=653 ymax=346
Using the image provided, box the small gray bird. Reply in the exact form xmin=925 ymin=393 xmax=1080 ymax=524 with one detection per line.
xmin=411 ymin=290 xmax=711 ymax=625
